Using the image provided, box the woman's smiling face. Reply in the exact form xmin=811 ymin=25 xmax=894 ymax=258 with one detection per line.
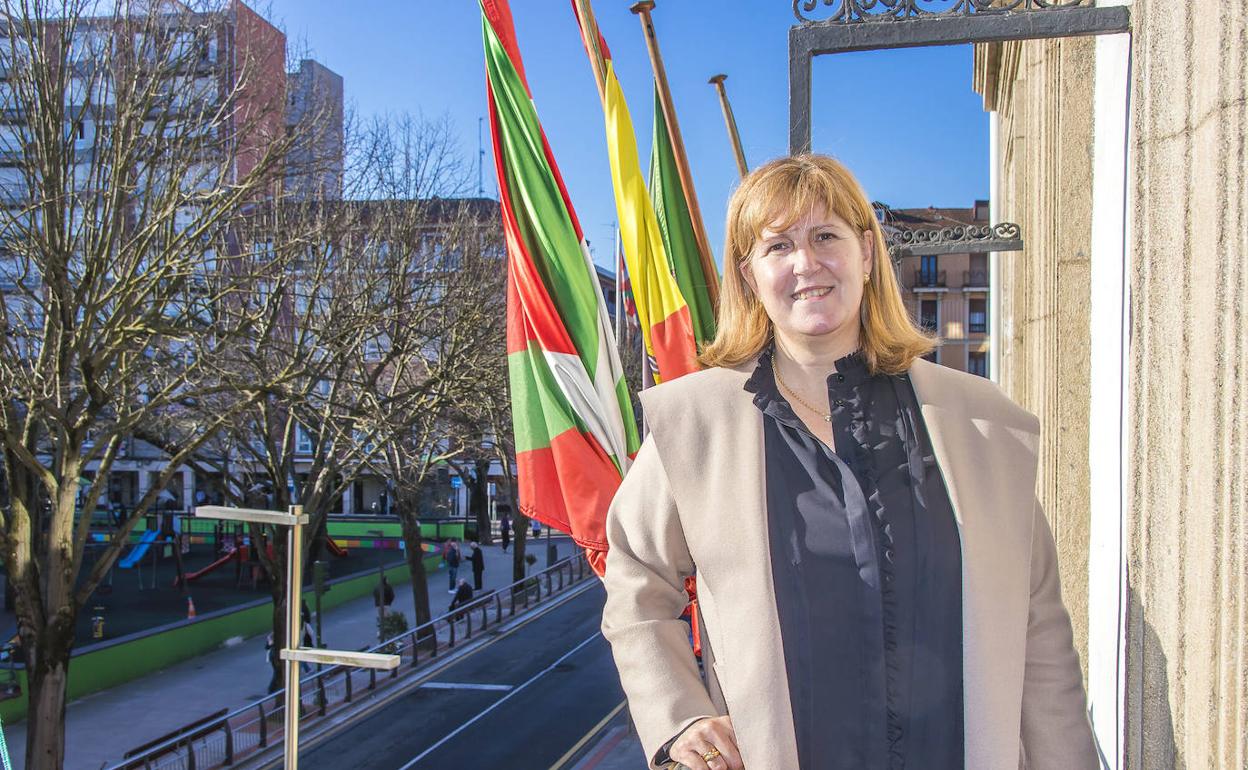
xmin=740 ymin=206 xmax=874 ymax=346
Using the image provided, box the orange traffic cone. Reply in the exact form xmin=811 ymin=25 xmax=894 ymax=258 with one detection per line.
xmin=186 ymin=597 xmax=197 ymax=619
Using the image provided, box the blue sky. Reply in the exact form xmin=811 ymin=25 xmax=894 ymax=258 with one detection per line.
xmin=263 ymin=1 xmax=988 ymax=269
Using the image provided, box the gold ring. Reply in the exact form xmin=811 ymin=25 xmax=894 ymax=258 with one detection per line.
xmin=702 ymin=748 xmax=722 ymax=762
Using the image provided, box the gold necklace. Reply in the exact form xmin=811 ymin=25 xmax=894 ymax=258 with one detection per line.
xmin=771 ymin=354 xmax=831 ymax=422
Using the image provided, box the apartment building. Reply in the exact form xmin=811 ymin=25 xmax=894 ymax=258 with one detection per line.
xmin=0 ymin=2 xmax=343 ymax=513
xmin=880 ymin=201 xmax=992 ymax=377
xmin=286 ymin=59 xmax=345 ymax=200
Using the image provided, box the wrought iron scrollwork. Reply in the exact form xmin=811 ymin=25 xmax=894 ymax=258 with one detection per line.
xmin=887 ymin=222 xmax=1022 ymax=252
xmin=793 ymin=0 xmax=1093 ymax=24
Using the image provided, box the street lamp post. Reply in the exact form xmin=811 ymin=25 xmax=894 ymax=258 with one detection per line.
xmin=195 ymin=505 xmax=399 ymax=770
xmin=368 ymin=529 xmax=386 ymax=641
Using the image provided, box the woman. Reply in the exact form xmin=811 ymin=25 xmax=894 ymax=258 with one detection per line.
xmin=600 ymin=155 xmax=1096 ymax=770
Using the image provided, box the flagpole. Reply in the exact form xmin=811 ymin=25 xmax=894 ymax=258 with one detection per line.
xmin=613 ymin=222 xmax=622 ymax=344
xmin=629 ymin=0 xmax=719 ymax=312
xmin=572 ymin=0 xmax=608 ymax=105
xmin=709 ymin=73 xmax=748 ymax=179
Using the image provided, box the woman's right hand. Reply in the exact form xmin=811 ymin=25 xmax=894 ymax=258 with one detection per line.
xmin=669 ymin=715 xmax=744 ymax=770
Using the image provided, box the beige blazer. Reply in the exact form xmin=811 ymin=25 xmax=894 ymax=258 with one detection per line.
xmin=601 ymin=358 xmax=1098 ymax=769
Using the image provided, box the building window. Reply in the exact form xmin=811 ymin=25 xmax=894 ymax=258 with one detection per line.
xmin=969 ymin=297 xmax=988 ymax=334
xmin=968 ymin=351 xmax=988 ymax=378
xmin=967 ymin=253 xmax=988 ymax=287
xmin=918 ymin=253 xmax=943 ymax=287
xmin=920 ymin=299 xmax=938 ymax=332
xmin=920 ymin=255 xmax=939 ymax=286
xmin=295 ymin=425 xmax=313 ymax=455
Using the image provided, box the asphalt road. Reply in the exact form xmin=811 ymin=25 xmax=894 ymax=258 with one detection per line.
xmin=297 ymin=582 xmax=624 ymax=769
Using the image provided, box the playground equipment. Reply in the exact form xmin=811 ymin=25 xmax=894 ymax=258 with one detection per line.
xmin=174 ymin=536 xmax=275 ymax=588
xmin=178 ymin=546 xmax=240 ymax=585
xmin=175 ymin=542 xmax=246 ymax=587
xmin=117 ymin=530 xmax=157 ymax=569
xmin=324 ymin=537 xmax=348 ymax=558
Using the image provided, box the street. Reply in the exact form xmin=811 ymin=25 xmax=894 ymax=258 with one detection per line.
xmin=296 ymin=583 xmax=627 ymax=769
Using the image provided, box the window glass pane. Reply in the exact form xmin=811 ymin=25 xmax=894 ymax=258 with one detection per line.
xmin=968 ymin=351 xmax=988 ymax=377
xmin=969 ymin=298 xmax=987 ymax=333
xmin=920 ymin=299 xmax=938 ymax=332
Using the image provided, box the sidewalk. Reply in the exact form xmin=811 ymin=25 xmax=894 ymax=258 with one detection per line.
xmin=2 ymin=533 xmax=572 ymax=770
xmin=569 ymin=708 xmax=649 ymax=770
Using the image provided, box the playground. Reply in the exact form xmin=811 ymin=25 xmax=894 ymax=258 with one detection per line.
xmin=1 ymin=513 xmax=460 ymax=647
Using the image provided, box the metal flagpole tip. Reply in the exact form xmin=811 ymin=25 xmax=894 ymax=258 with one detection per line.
xmin=629 ymin=0 xmax=655 ymax=14
xmin=709 ymin=73 xmax=727 ymax=85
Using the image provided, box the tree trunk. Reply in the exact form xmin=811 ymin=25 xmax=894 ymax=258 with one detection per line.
xmin=396 ymin=499 xmax=433 ymax=651
xmin=471 ymin=458 xmax=492 ymax=546
xmin=512 ymin=511 xmax=528 ymax=583
xmin=23 ymin=619 xmax=75 ymax=770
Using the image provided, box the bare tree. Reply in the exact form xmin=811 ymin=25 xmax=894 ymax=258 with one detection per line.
xmin=324 ymin=122 xmax=498 ymax=633
xmin=0 ymin=2 xmax=301 ymax=764
xmin=475 ymin=363 xmax=528 ymax=582
xmin=191 ymin=190 xmax=400 ymax=684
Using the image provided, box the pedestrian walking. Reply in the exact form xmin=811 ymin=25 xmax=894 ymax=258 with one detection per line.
xmin=469 ymin=541 xmax=485 ymax=591
xmin=499 ymin=512 xmax=511 ymax=553
xmin=444 ymin=537 xmax=461 ymax=593
xmin=531 ymin=516 xmax=541 ymax=540
xmin=374 ymin=575 xmax=396 ymax=614
xmin=264 ymin=632 xmax=281 ymax=693
xmin=300 ymin=601 xmax=315 ymax=673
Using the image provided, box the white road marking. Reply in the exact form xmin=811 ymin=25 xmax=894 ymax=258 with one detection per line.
xmin=397 ymin=631 xmax=603 ymax=769
xmin=418 ymin=682 xmax=513 ymax=692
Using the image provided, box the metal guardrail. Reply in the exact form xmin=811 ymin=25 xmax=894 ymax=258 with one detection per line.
xmin=105 ymin=551 xmax=593 ymax=770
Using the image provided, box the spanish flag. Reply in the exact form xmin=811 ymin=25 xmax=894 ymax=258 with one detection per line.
xmin=574 ymin=4 xmax=699 ymax=384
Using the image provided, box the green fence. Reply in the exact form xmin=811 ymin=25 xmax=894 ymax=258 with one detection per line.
xmin=118 ymin=516 xmax=472 ymax=544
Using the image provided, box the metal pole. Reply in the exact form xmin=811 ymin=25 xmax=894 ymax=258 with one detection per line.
xmin=192 ymin=504 xmax=398 ymax=770
xmin=708 ymin=74 xmax=748 ymax=179
xmin=630 ymin=0 xmax=720 ymax=311
xmin=613 ymin=222 xmax=622 ymax=343
xmin=376 ymin=536 xmax=385 ymax=641
xmin=314 ymin=575 xmax=323 ymax=672
xmin=284 ymin=504 xmax=304 ymax=770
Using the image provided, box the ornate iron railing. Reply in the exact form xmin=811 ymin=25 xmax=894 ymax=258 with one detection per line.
xmin=794 ymin=0 xmax=1094 ymax=24
xmin=105 ymin=552 xmax=593 ymax=770
xmin=889 ymin=223 xmax=1022 ymax=257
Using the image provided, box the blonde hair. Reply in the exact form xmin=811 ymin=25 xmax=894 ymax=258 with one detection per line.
xmin=699 ymin=154 xmax=935 ymax=375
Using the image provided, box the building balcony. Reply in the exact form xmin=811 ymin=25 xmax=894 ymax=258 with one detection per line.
xmin=962 ymin=269 xmax=989 ymax=290
xmin=912 ymin=268 xmax=947 ymax=292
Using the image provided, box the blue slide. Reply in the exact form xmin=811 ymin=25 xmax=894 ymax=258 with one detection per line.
xmin=118 ymin=531 xmax=158 ymax=569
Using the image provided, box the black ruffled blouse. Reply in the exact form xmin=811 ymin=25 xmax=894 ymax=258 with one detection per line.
xmin=746 ymin=346 xmax=964 ymax=769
